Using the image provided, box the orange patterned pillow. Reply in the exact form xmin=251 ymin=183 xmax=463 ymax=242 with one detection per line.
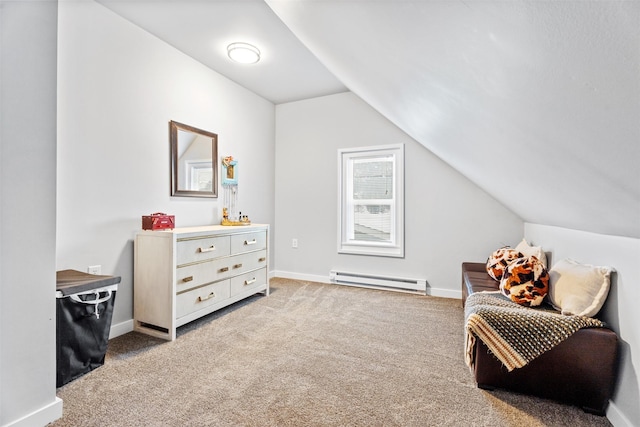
xmin=486 ymin=247 xmax=523 ymax=281
xmin=500 ymin=256 xmax=549 ymax=307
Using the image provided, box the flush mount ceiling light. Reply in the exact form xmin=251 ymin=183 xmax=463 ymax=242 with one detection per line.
xmin=227 ymin=42 xmax=261 ymax=64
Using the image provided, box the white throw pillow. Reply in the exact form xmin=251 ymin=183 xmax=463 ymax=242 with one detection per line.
xmin=548 ymin=258 xmax=613 ymax=317
xmin=514 ymin=238 xmax=547 ymax=268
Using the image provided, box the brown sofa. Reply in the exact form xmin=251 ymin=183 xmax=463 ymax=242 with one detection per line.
xmin=462 ymin=262 xmax=618 ymax=415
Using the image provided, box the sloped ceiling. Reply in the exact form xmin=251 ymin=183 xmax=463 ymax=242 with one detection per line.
xmin=97 ymin=0 xmax=639 ymax=238
xmin=266 ymin=0 xmax=640 ymax=239
xmin=96 ymin=0 xmax=346 ymax=104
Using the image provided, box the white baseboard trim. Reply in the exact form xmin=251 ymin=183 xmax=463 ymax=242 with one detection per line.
xmin=272 ymin=270 xmax=329 ymax=284
xmin=109 ymin=319 xmax=134 ymax=339
xmin=606 ymin=401 xmax=633 ymax=427
xmin=272 ymin=270 xmax=461 ymax=299
xmin=428 ymin=287 xmax=462 ymax=299
xmin=5 ymin=397 xmax=63 ymax=427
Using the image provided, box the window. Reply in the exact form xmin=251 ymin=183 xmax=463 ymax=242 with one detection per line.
xmin=338 ymin=144 xmax=404 ymax=257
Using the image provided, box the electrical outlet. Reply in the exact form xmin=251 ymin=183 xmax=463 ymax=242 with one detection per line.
xmin=292 ymin=238 xmax=298 ymax=249
xmin=88 ymin=265 xmax=101 ymax=275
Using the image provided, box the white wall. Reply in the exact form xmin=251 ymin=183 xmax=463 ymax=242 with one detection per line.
xmin=525 ymin=223 xmax=640 ymax=427
xmin=274 ymin=92 xmax=523 ymax=297
xmin=57 ymin=1 xmax=275 ymax=334
xmin=0 ymin=1 xmax=63 ymax=426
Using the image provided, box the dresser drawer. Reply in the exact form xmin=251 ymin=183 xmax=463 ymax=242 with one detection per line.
xmin=231 ymin=231 xmax=266 ymax=254
xmin=176 ymin=258 xmax=233 ymax=293
xmin=227 ymin=250 xmax=267 ymax=276
xmin=176 ymin=280 xmax=230 ymax=319
xmin=230 ymin=269 xmax=267 ymax=296
xmin=176 ymin=236 xmax=231 ymax=266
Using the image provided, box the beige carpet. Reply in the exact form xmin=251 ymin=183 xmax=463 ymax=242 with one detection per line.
xmin=51 ymin=278 xmax=612 ymax=426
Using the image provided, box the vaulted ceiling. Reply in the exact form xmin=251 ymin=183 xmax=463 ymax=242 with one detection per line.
xmin=97 ymin=0 xmax=640 ymax=239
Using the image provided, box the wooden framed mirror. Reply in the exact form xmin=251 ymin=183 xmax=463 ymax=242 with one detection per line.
xmin=170 ymin=120 xmax=218 ymax=198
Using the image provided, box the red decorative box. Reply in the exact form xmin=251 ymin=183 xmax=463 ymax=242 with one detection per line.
xmin=142 ymin=213 xmax=175 ymax=230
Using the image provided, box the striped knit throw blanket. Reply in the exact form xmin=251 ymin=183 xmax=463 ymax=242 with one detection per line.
xmin=464 ymin=292 xmax=604 ymax=372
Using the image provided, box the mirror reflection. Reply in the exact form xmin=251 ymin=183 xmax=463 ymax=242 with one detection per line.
xmin=170 ymin=121 xmax=218 ymax=197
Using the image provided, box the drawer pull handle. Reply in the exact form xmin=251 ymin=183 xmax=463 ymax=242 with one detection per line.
xmin=199 ymin=245 xmax=216 ymax=253
xmin=244 ymin=239 xmax=257 ymax=246
xmin=219 ymin=267 xmax=229 ymax=273
xmin=258 ymin=257 xmax=266 ymax=262
xmin=197 ymin=292 xmax=216 ymax=302
xmin=182 ymin=276 xmax=194 ymax=283
xmin=233 ymin=263 xmax=243 ymax=269
xmin=244 ymin=278 xmax=257 ymax=286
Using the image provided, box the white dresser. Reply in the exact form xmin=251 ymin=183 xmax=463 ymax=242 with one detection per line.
xmin=134 ymin=224 xmax=269 ymax=340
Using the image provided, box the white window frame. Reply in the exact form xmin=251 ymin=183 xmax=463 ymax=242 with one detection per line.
xmin=186 ymin=160 xmax=213 ymax=192
xmin=338 ymin=144 xmax=404 ymax=258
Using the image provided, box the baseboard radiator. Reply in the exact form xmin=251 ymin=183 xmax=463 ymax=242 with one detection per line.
xmin=329 ymin=270 xmax=427 ymax=294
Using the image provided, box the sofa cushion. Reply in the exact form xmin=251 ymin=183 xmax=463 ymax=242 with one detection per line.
xmin=515 ymin=238 xmax=547 ymax=268
xmin=486 ymin=247 xmax=523 ymax=281
xmin=462 ymin=263 xmax=498 ymax=306
xmin=547 ymin=259 xmax=613 ymax=317
xmin=464 ymin=271 xmax=499 ymax=294
xmin=499 ymin=255 xmax=549 ymax=306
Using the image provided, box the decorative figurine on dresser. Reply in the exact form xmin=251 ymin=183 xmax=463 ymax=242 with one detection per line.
xmin=133 ymin=224 xmax=269 ymax=340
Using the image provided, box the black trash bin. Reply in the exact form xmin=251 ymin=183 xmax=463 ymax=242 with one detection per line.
xmin=56 ymin=269 xmax=120 ymax=387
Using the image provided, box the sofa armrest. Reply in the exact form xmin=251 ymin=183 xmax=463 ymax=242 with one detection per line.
xmin=462 ymin=262 xmax=486 ymax=273
xmin=462 ymin=262 xmax=498 ymax=307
